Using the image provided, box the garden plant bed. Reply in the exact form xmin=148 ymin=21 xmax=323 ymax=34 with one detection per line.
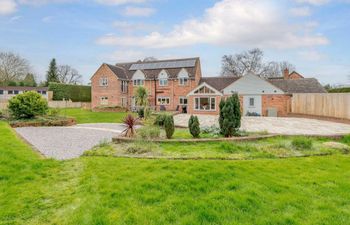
xmin=87 ymin=136 xmax=350 ymax=160
xmin=113 ymin=134 xmax=278 ymax=143
xmin=10 ymin=116 xmax=76 ymax=128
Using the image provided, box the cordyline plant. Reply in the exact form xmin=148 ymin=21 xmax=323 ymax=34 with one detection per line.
xmin=122 ymin=114 xmax=138 ymax=138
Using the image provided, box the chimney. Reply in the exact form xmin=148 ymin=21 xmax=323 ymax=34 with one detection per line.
xmin=283 ymin=68 xmax=289 ymax=80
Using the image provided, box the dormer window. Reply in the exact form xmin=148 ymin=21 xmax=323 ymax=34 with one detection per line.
xmin=132 ymin=70 xmax=145 ymax=86
xmin=178 ymin=68 xmax=189 ymax=86
xmin=159 ymin=70 xmax=168 ymax=86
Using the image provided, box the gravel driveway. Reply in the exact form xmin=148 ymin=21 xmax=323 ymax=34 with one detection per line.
xmin=174 ymin=114 xmax=350 ymax=136
xmin=15 ymin=123 xmax=126 ymax=160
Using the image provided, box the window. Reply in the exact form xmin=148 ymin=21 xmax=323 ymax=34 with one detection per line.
xmin=194 ymin=86 xmax=215 ymax=94
xmin=121 ymin=81 xmax=128 ymax=93
xmin=157 ymin=97 xmax=170 ymax=105
xmin=179 ymin=77 xmax=188 ymax=86
xmin=159 ymin=78 xmax=168 ymax=86
xmin=8 ymin=90 xmax=13 ymax=95
xmin=133 ymin=79 xmax=144 ymax=86
xmin=194 ymin=97 xmax=216 ymax=111
xmin=159 ymin=70 xmax=168 ymax=86
xmin=99 ymin=78 xmax=108 ymax=86
xmin=249 ymin=98 xmax=255 ymax=107
xmin=179 ymin=97 xmax=188 ymax=105
xmin=14 ymin=90 xmax=19 ymax=94
xmin=0 ymin=90 xmax=3 ymax=95
xmin=42 ymin=91 xmax=47 ymax=95
xmin=100 ymin=97 xmax=108 ymax=105
xmin=121 ymin=97 xmax=127 ymax=107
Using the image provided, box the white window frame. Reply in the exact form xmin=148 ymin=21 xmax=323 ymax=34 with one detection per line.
xmin=179 ymin=97 xmax=188 ymax=105
xmin=157 ymin=97 xmax=170 ymax=105
xmin=133 ymin=79 xmax=144 ymax=86
xmin=121 ymin=80 xmax=128 ymax=93
xmin=100 ymin=96 xmax=108 ymax=105
xmin=194 ymin=97 xmax=216 ymax=111
xmin=121 ymin=97 xmax=127 ymax=107
xmin=99 ymin=77 xmax=108 ymax=87
xmin=159 ymin=78 xmax=168 ymax=86
xmin=179 ymin=77 xmax=188 ymax=86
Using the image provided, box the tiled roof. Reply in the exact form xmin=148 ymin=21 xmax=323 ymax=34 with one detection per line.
xmin=105 ymin=64 xmax=129 ymax=80
xmin=268 ymin=78 xmax=327 ymax=93
xmin=0 ymin=86 xmax=48 ymax=91
xmin=114 ymin=57 xmax=199 ymax=80
xmin=199 ymin=77 xmax=240 ymax=91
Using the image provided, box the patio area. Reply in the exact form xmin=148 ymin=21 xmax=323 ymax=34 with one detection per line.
xmin=174 ymin=114 xmax=350 ymax=136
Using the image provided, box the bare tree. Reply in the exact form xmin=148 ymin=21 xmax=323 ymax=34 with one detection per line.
xmin=0 ymin=52 xmax=31 ymax=84
xmin=221 ymin=48 xmax=296 ymax=78
xmin=57 ymin=65 xmax=82 ymax=84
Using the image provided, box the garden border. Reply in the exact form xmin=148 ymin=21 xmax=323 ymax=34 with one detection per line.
xmin=113 ymin=134 xmax=278 ymax=143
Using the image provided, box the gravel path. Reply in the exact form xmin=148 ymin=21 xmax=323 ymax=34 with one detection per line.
xmin=15 ymin=123 xmax=126 ymax=160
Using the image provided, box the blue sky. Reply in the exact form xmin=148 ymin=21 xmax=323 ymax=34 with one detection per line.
xmin=0 ymin=0 xmax=349 ymax=85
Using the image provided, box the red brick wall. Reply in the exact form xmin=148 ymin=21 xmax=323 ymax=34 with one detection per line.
xmin=187 ymin=95 xmax=222 ymax=115
xmin=262 ymin=95 xmax=291 ymax=116
xmin=91 ymin=64 xmax=128 ymax=109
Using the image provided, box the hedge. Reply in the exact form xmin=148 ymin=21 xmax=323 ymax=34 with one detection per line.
xmin=328 ymin=87 xmax=350 ymax=93
xmin=48 ymin=82 xmax=91 ymax=102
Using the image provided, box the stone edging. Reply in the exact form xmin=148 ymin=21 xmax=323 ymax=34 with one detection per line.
xmin=113 ymin=134 xmax=278 ymax=143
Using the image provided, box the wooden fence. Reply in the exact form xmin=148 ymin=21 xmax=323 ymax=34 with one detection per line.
xmin=292 ymin=93 xmax=350 ymax=120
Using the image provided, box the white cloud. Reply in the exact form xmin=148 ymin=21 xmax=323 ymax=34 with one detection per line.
xmin=97 ymin=0 xmax=329 ymax=49
xmin=298 ymin=50 xmax=326 ymax=61
xmin=9 ymin=15 xmax=22 ymax=22
xmin=290 ymin=6 xmax=311 ymax=16
xmin=112 ymin=21 xmax=158 ymax=32
xmin=123 ymin=6 xmax=155 ymax=17
xmin=295 ymin=0 xmax=330 ymax=5
xmin=18 ymin=0 xmax=77 ymax=5
xmin=106 ymin=50 xmax=146 ymax=62
xmin=95 ymin=0 xmax=147 ymax=5
xmin=0 ymin=0 xmax=17 ymax=15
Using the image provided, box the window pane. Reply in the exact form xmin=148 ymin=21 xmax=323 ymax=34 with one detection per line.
xmin=249 ymin=98 xmax=254 ymax=106
xmin=211 ymin=98 xmax=216 ymax=110
xmin=0 ymin=90 xmax=3 ymax=95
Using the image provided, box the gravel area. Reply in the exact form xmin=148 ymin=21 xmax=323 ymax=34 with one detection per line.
xmin=15 ymin=123 xmax=126 ymax=160
xmin=174 ymin=114 xmax=350 ymax=136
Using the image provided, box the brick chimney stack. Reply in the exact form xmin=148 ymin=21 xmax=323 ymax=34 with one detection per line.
xmin=283 ymin=68 xmax=290 ymax=80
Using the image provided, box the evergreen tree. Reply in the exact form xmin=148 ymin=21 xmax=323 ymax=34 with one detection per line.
xmin=220 ymin=94 xmax=242 ymax=137
xmin=219 ymin=98 xmax=226 ymax=132
xmin=23 ymin=73 xmax=37 ymax=87
xmin=232 ymin=93 xmax=241 ymax=131
xmin=188 ymin=115 xmax=200 ymax=138
xmin=45 ymin=58 xmax=59 ymax=86
xmin=164 ymin=115 xmax=175 ymax=139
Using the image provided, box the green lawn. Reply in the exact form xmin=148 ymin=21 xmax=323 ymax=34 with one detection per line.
xmin=2 ymin=120 xmax=350 ymax=224
xmin=58 ymin=108 xmax=130 ymax=124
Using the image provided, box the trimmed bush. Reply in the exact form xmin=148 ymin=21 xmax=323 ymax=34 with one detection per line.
xmin=164 ymin=115 xmax=175 ymax=139
xmin=8 ymin=91 xmax=48 ymax=119
xmin=154 ymin=113 xmax=167 ymax=126
xmin=291 ymin=137 xmax=313 ymax=150
xmin=220 ymin=94 xmax=241 ymax=137
xmin=188 ymin=115 xmax=200 ymax=138
xmin=219 ymin=98 xmax=225 ymax=132
xmin=48 ymin=82 xmax=91 ymax=102
xmin=137 ymin=126 xmax=160 ymax=139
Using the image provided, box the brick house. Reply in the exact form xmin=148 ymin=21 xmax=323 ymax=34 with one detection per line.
xmin=186 ymin=69 xmax=326 ymax=116
xmin=91 ymin=58 xmax=202 ymax=112
xmin=91 ymin=58 xmax=326 ymax=116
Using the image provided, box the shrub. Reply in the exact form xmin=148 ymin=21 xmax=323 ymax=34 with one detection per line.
xmin=48 ymin=108 xmax=60 ymax=117
xmin=8 ymin=91 xmax=48 ymax=119
xmin=342 ymin=135 xmax=350 ymax=145
xmin=219 ymin=98 xmax=225 ymax=132
xmin=201 ymin=125 xmax=221 ymax=137
xmin=164 ymin=115 xmax=175 ymax=139
xmin=125 ymin=141 xmax=156 ymax=154
xmin=137 ymin=126 xmax=160 ymax=139
xmin=188 ymin=115 xmax=200 ymax=138
xmin=154 ymin=113 xmax=167 ymax=126
xmin=137 ymin=107 xmax=145 ymax=119
xmin=48 ymin=82 xmax=91 ymax=102
xmin=122 ymin=114 xmax=138 ymax=138
xmin=291 ymin=137 xmax=313 ymax=150
xmin=220 ymin=94 xmax=241 ymax=137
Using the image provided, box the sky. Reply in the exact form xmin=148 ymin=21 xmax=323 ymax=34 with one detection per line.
xmin=0 ymin=0 xmax=349 ymax=85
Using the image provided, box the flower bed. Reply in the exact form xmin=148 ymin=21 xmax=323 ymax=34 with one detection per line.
xmin=9 ymin=116 xmax=76 ymax=128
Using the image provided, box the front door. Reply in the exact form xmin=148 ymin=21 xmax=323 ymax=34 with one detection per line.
xmin=243 ymin=95 xmax=262 ymax=116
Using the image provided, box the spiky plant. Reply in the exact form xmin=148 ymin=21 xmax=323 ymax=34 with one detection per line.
xmin=122 ymin=114 xmax=138 ymax=138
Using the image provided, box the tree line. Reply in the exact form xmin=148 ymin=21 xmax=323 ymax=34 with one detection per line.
xmin=0 ymin=51 xmax=82 ymax=87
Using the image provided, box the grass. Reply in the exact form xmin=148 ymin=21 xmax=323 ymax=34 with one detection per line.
xmin=2 ymin=120 xmax=350 ymax=224
xmin=87 ymin=136 xmax=349 ymax=160
xmin=58 ymin=108 xmax=131 ymax=124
